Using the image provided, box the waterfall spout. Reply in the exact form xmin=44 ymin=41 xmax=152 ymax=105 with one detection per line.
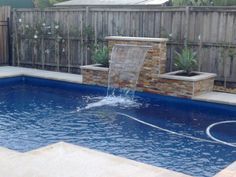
xmin=107 ymin=44 xmax=151 ymax=98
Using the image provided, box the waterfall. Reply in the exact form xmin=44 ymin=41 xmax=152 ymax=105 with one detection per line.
xmin=107 ymin=44 xmax=151 ymax=98
xmin=77 ymin=44 xmax=151 ymax=111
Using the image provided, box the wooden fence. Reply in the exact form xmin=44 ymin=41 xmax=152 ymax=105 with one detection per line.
xmin=0 ymin=6 xmax=11 ymax=65
xmin=12 ymin=6 xmax=236 ymax=82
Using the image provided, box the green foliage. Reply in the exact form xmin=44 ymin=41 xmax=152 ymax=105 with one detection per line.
xmin=175 ymin=48 xmax=197 ymax=75
xmin=82 ymin=25 xmax=95 ymax=41
xmin=33 ymin=0 xmax=67 ymax=8
xmin=212 ymin=0 xmax=236 ymax=6
xmin=171 ymin=0 xmax=189 ymax=6
xmin=18 ymin=20 xmax=63 ymax=40
xmin=33 ymin=0 xmax=50 ymax=8
xmin=48 ymin=0 xmax=66 ymax=4
xmin=171 ymin=0 xmax=212 ymax=6
xmin=193 ymin=0 xmax=212 ymax=5
xmin=0 ymin=0 xmax=34 ymax=8
xmin=171 ymin=0 xmax=236 ymax=6
xmin=92 ymin=46 xmax=109 ymax=67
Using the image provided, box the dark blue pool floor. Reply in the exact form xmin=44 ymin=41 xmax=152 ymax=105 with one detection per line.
xmin=0 ymin=76 xmax=235 ymax=177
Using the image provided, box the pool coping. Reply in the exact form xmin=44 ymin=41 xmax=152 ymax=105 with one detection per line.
xmin=193 ymin=92 xmax=236 ymax=106
xmin=0 ymin=142 xmax=194 ymax=177
xmin=0 ymin=66 xmax=83 ymax=84
xmin=0 ymin=66 xmax=235 ymax=177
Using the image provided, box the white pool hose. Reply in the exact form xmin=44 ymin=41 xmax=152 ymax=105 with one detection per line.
xmin=117 ymin=112 xmax=236 ymax=148
xmin=206 ymin=121 xmax=236 ymax=148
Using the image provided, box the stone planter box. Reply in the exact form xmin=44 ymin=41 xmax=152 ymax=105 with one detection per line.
xmin=157 ymin=70 xmax=217 ymax=98
xmin=80 ymin=64 xmax=108 ymax=86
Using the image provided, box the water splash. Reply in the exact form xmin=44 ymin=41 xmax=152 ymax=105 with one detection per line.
xmin=78 ymin=44 xmax=151 ymax=111
xmin=77 ymin=96 xmax=141 ymax=112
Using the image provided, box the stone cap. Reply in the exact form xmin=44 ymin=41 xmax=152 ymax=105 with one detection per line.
xmin=114 ymin=44 xmax=152 ymax=48
xmin=159 ymin=70 xmax=217 ymax=82
xmin=80 ymin=64 xmax=109 ymax=71
xmin=105 ymin=36 xmax=168 ymax=42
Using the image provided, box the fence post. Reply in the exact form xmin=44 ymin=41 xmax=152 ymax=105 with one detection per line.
xmin=12 ymin=9 xmax=19 ymax=66
xmin=85 ymin=6 xmax=90 ymax=65
xmin=94 ymin=12 xmax=97 ymax=45
xmin=67 ymin=18 xmax=71 ymax=73
xmin=7 ymin=17 xmax=12 ymax=66
xmin=80 ymin=14 xmax=84 ymax=66
xmin=184 ymin=6 xmax=190 ymax=47
xmin=198 ymin=34 xmax=202 ymax=71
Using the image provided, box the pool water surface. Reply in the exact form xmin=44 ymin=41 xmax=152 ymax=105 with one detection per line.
xmin=0 ymin=76 xmax=235 ymax=177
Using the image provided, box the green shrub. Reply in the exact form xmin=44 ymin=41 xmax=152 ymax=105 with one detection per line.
xmin=171 ymin=0 xmax=212 ymax=6
xmin=174 ymin=48 xmax=197 ymax=75
xmin=33 ymin=0 xmax=67 ymax=8
xmin=171 ymin=0 xmax=236 ymax=6
xmin=92 ymin=46 xmax=109 ymax=67
xmin=212 ymin=0 xmax=236 ymax=6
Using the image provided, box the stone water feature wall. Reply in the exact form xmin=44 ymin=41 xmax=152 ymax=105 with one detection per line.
xmin=107 ymin=36 xmax=168 ymax=92
xmin=81 ymin=36 xmax=216 ymax=98
xmin=81 ymin=36 xmax=167 ymax=88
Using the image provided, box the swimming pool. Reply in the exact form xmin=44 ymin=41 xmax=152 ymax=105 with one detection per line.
xmin=0 ymin=76 xmax=235 ymax=177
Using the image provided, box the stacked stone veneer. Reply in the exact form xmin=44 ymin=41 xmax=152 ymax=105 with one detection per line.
xmin=81 ymin=64 xmax=109 ymax=86
xmin=80 ymin=36 xmax=216 ymax=98
xmin=156 ymin=73 xmax=215 ymax=98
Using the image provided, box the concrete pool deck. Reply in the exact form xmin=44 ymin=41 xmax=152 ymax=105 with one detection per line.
xmin=0 ymin=66 xmax=235 ymax=177
xmin=0 ymin=142 xmax=192 ymax=177
xmin=215 ymin=161 xmax=236 ymax=177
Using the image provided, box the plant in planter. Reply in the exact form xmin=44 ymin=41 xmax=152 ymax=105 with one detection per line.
xmin=92 ymin=45 xmax=109 ymax=67
xmin=174 ymin=47 xmax=198 ymax=76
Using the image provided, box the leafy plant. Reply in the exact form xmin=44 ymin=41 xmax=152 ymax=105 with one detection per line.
xmin=171 ymin=0 xmax=190 ymax=6
xmin=171 ymin=0 xmax=208 ymax=6
xmin=175 ymin=48 xmax=197 ymax=75
xmin=33 ymin=0 xmax=67 ymax=8
xmin=212 ymin=0 xmax=236 ymax=6
xmin=92 ymin=46 xmax=109 ymax=67
xmin=171 ymin=0 xmax=236 ymax=6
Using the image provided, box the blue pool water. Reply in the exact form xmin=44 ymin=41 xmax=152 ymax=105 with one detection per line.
xmin=0 ymin=76 xmax=236 ymax=177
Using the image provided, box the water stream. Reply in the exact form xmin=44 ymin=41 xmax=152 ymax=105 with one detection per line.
xmin=78 ymin=44 xmax=151 ymax=110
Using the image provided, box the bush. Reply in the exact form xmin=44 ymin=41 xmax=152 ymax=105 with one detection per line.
xmin=212 ymin=0 xmax=236 ymax=6
xmin=174 ymin=48 xmax=197 ymax=75
xmin=171 ymin=0 xmax=212 ymax=6
xmin=33 ymin=0 xmax=67 ymax=8
xmin=92 ymin=46 xmax=109 ymax=67
xmin=171 ymin=0 xmax=236 ymax=6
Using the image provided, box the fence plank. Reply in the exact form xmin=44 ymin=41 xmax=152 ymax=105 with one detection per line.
xmin=0 ymin=6 xmax=10 ymax=65
xmin=11 ymin=6 xmax=236 ymax=82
